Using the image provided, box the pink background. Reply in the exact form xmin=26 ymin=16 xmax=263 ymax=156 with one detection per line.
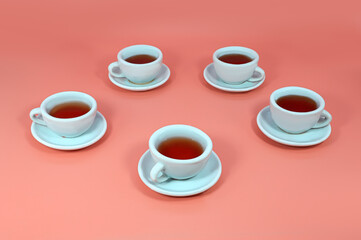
xmin=1 ymin=0 xmax=361 ymax=239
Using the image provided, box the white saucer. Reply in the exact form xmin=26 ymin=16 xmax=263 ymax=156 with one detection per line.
xmin=257 ymin=106 xmax=331 ymax=147
xmin=31 ymin=112 xmax=107 ymax=150
xmin=108 ymin=64 xmax=170 ymax=91
xmin=203 ymin=63 xmax=265 ymax=92
xmin=138 ymin=150 xmax=222 ymax=197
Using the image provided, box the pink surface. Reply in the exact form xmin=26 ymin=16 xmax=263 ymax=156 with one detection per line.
xmin=1 ymin=0 xmax=361 ymax=239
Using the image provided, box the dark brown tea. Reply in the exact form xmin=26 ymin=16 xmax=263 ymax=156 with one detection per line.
xmin=125 ymin=54 xmax=157 ymax=64
xmin=157 ymin=137 xmax=204 ymax=160
xmin=276 ymin=95 xmax=318 ymax=112
xmin=218 ymin=53 xmax=253 ymax=64
xmin=49 ymin=101 xmax=91 ymax=119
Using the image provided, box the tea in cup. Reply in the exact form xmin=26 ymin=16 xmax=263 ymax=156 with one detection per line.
xmin=149 ymin=124 xmax=213 ymax=183
xmin=213 ymin=46 xmax=264 ymax=84
xmin=30 ymin=91 xmax=97 ymax=137
xmin=270 ymin=86 xmax=332 ymax=134
xmin=108 ymin=44 xmax=163 ymax=84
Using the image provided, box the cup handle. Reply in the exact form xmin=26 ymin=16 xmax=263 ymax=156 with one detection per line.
xmin=247 ymin=67 xmax=265 ymax=82
xmin=150 ymin=162 xmax=169 ymax=183
xmin=108 ymin=62 xmax=125 ymax=78
xmin=30 ymin=108 xmax=46 ymax=126
xmin=312 ymin=110 xmax=332 ymax=129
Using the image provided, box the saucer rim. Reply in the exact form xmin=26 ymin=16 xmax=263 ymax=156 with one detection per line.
xmin=31 ymin=111 xmax=107 ymax=150
xmin=257 ymin=106 xmax=332 ymax=147
xmin=108 ymin=63 xmax=170 ymax=91
xmin=138 ymin=150 xmax=222 ymax=197
xmin=203 ymin=63 xmax=265 ymax=92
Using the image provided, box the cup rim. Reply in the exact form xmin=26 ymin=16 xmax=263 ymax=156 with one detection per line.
xmin=117 ymin=44 xmax=163 ymax=66
xmin=270 ymin=86 xmax=325 ymax=115
xmin=149 ymin=124 xmax=213 ymax=164
xmin=213 ymin=46 xmax=259 ymax=67
xmin=40 ymin=91 xmax=97 ymax=122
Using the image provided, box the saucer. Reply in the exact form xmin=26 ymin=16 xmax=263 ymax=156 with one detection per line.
xmin=203 ymin=63 xmax=265 ymax=92
xmin=138 ymin=150 xmax=222 ymax=197
xmin=108 ymin=64 xmax=170 ymax=91
xmin=257 ymin=106 xmax=331 ymax=147
xmin=31 ymin=112 xmax=107 ymax=150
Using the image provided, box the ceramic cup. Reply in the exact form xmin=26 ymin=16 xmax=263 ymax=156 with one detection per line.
xmin=270 ymin=86 xmax=332 ymax=134
xmin=149 ymin=124 xmax=213 ymax=183
xmin=108 ymin=44 xmax=163 ymax=84
xmin=213 ymin=46 xmax=264 ymax=84
xmin=30 ymin=91 xmax=97 ymax=137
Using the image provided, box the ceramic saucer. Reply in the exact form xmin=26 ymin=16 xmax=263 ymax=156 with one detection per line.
xmin=203 ymin=63 xmax=265 ymax=92
xmin=257 ymin=106 xmax=331 ymax=147
xmin=108 ymin=64 xmax=170 ymax=91
xmin=31 ymin=112 xmax=107 ymax=150
xmin=138 ymin=150 xmax=222 ymax=197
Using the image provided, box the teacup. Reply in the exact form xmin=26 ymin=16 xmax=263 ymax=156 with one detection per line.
xmin=270 ymin=86 xmax=332 ymax=134
xmin=108 ymin=44 xmax=163 ymax=84
xmin=213 ymin=46 xmax=264 ymax=84
xmin=149 ymin=124 xmax=213 ymax=183
xmin=30 ymin=91 xmax=97 ymax=137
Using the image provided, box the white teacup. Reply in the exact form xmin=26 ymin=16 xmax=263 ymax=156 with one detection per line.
xmin=30 ymin=91 xmax=97 ymax=137
xmin=213 ymin=46 xmax=264 ymax=84
xmin=108 ymin=44 xmax=163 ymax=84
xmin=270 ymin=86 xmax=332 ymax=134
xmin=149 ymin=124 xmax=213 ymax=183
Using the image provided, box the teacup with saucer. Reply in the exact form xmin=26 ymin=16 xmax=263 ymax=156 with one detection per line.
xmin=203 ymin=46 xmax=265 ymax=92
xmin=138 ymin=124 xmax=222 ymax=196
xmin=30 ymin=91 xmax=107 ymax=150
xmin=257 ymin=87 xmax=332 ymax=147
xmin=108 ymin=44 xmax=170 ymax=91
